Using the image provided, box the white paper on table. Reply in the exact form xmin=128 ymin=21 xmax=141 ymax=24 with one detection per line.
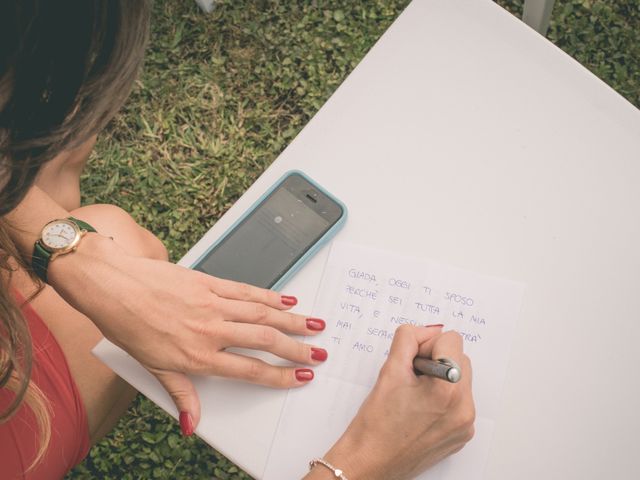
xmin=263 ymin=241 xmax=525 ymax=479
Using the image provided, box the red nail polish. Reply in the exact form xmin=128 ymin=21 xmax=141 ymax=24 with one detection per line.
xmin=306 ymin=318 xmax=326 ymax=331
xmin=311 ymin=347 xmax=328 ymax=362
xmin=425 ymin=323 xmax=444 ymax=328
xmin=281 ymin=295 xmax=298 ymax=306
xmin=295 ymin=368 xmax=314 ymax=382
xmin=179 ymin=411 xmax=194 ymax=436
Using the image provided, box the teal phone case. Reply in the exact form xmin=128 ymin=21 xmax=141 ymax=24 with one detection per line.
xmin=190 ymin=170 xmax=348 ymax=291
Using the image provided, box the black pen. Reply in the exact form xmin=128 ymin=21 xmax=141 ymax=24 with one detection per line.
xmin=413 ymin=357 xmax=462 ymax=383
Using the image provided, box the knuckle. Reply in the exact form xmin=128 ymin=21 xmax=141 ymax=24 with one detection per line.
xmin=264 ymin=288 xmax=279 ymax=305
xmin=192 ymin=319 xmax=207 ymax=336
xmin=205 ymin=275 xmax=225 ymax=293
xmin=253 ymin=304 xmax=270 ymax=323
xmin=205 ymin=295 xmax=222 ymax=312
xmin=449 ymin=443 xmax=466 ymax=456
xmin=395 ymin=324 xmax=414 ymax=337
xmin=257 ymin=326 xmax=278 ymax=347
xmin=167 ymin=384 xmax=191 ymax=402
xmin=237 ymin=282 xmax=253 ymax=299
xmin=278 ymin=368 xmax=293 ymax=388
xmin=282 ymin=311 xmax=297 ymax=328
xmin=220 ymin=322 xmax=244 ymax=345
xmin=445 ymin=330 xmax=464 ymax=349
xmin=287 ymin=312 xmax=306 ymax=332
xmin=197 ymin=271 xmax=216 ymax=290
xmin=189 ymin=317 xmax=213 ymax=338
xmin=450 ymin=446 xmax=462 ymax=456
xmin=245 ymin=360 xmax=264 ymax=382
xmin=184 ymin=348 xmax=208 ymax=370
xmin=297 ymin=342 xmax=309 ymax=361
xmin=448 ymin=399 xmax=476 ymax=440
xmin=463 ymin=424 xmax=476 ymax=443
xmin=458 ymin=407 xmax=476 ymax=430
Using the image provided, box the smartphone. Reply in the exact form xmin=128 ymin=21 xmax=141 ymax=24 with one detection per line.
xmin=192 ymin=170 xmax=347 ymax=290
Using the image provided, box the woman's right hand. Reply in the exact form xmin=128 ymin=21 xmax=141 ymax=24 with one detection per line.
xmin=309 ymin=325 xmax=475 ymax=480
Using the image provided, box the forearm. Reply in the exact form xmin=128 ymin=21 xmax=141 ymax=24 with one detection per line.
xmin=5 ymin=191 xmax=150 ymax=347
xmin=2 ymin=184 xmax=120 ymax=323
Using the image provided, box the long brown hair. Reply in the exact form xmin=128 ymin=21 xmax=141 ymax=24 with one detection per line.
xmin=0 ymin=0 xmax=151 ymax=469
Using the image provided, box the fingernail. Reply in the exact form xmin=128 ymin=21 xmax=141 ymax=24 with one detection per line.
xmin=306 ymin=318 xmax=326 ymax=331
xmin=311 ymin=347 xmax=328 ymax=362
xmin=425 ymin=323 xmax=444 ymax=328
xmin=295 ymin=368 xmax=314 ymax=382
xmin=281 ymin=295 xmax=298 ymax=306
xmin=179 ymin=411 xmax=194 ymax=436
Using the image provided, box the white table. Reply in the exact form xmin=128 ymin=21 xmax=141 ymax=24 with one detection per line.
xmin=95 ymin=0 xmax=640 ymax=478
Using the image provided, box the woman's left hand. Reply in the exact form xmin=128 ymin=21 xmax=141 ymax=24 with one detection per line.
xmin=48 ymin=233 xmax=327 ymax=432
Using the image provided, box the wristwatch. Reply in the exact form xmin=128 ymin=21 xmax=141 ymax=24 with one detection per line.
xmin=32 ymin=217 xmax=97 ymax=282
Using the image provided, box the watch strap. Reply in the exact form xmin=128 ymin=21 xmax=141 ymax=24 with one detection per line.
xmin=32 ymin=241 xmax=51 ymax=283
xmin=68 ymin=216 xmax=97 ymax=233
xmin=31 ymin=217 xmax=97 ymax=283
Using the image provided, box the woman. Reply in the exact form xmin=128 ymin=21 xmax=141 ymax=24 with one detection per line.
xmin=0 ymin=1 xmax=474 ymax=479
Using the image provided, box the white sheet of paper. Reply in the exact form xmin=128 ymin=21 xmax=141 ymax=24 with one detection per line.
xmin=263 ymin=241 xmax=525 ymax=479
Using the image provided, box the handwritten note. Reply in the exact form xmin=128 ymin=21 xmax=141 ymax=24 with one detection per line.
xmin=263 ymin=242 xmax=524 ymax=479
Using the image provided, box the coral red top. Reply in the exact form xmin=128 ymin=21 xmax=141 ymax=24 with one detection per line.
xmin=0 ymin=292 xmax=90 ymax=479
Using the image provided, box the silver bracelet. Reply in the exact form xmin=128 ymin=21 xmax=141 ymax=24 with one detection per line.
xmin=309 ymin=458 xmax=349 ymax=480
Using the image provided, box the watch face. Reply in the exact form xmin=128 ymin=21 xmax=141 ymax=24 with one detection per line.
xmin=42 ymin=221 xmax=78 ymax=250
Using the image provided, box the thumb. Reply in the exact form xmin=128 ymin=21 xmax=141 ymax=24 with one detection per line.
xmin=152 ymin=369 xmax=201 ymax=436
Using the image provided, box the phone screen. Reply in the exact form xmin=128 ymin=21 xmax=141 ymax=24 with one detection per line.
xmin=193 ymin=173 xmax=344 ymax=288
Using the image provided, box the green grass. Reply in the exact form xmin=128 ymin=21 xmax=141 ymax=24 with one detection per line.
xmin=67 ymin=0 xmax=639 ymax=478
